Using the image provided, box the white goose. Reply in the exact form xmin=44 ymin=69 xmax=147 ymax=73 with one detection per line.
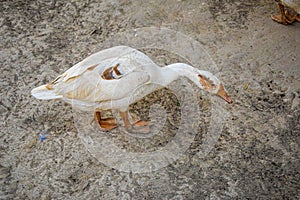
xmin=31 ymin=46 xmax=232 ymax=133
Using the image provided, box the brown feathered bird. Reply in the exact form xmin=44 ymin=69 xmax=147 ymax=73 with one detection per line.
xmin=272 ymin=0 xmax=300 ymax=24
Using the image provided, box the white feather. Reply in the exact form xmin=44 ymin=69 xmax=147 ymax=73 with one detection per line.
xmin=31 ymin=85 xmax=62 ymax=100
xmin=31 ymin=46 xmax=228 ymax=111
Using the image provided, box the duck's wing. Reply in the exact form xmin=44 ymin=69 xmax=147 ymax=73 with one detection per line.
xmin=32 ymin=46 xmax=156 ymax=103
xmin=63 ymin=46 xmax=140 ymax=81
xmin=96 ymin=70 xmax=151 ymax=102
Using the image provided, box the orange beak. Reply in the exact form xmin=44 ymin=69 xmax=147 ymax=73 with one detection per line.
xmin=217 ymin=83 xmax=233 ymax=104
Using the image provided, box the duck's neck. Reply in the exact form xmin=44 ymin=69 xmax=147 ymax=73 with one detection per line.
xmin=157 ymin=63 xmax=202 ymax=88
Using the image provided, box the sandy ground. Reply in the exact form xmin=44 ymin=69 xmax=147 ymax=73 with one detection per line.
xmin=1 ymin=0 xmax=299 ymax=199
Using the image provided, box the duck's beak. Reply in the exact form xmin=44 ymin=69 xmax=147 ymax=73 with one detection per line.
xmin=217 ymin=83 xmax=233 ymax=104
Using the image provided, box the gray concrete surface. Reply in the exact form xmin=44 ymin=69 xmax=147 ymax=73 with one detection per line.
xmin=1 ymin=0 xmax=299 ymax=199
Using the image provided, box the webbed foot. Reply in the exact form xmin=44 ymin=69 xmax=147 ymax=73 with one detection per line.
xmin=271 ymin=3 xmax=293 ymax=25
xmin=95 ymin=111 xmax=117 ymax=131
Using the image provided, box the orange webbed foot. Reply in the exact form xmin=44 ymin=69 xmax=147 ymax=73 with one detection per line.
xmin=271 ymin=3 xmax=294 ymax=25
xmin=95 ymin=111 xmax=118 ymax=131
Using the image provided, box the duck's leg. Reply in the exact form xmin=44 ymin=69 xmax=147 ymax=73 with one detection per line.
xmin=95 ymin=111 xmax=117 ymax=131
xmin=120 ymin=111 xmax=150 ymax=134
xmin=272 ymin=3 xmax=293 ymax=24
xmin=296 ymin=14 xmax=300 ymax=22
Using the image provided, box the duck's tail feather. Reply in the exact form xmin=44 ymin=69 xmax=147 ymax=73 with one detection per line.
xmin=31 ymin=85 xmax=62 ymax=100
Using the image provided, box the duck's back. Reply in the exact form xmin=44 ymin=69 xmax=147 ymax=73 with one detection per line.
xmin=63 ymin=46 xmax=146 ymax=80
xmin=31 ymin=46 xmax=159 ymax=105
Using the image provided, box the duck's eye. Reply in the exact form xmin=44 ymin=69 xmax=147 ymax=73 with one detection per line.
xmin=198 ymin=74 xmax=216 ymax=90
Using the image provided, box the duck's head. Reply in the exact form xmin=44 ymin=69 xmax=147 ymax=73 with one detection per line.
xmin=164 ymin=63 xmax=233 ymax=104
xmin=196 ymin=71 xmax=232 ymax=104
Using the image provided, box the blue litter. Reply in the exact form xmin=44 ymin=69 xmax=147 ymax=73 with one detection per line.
xmin=39 ymin=130 xmax=50 ymax=141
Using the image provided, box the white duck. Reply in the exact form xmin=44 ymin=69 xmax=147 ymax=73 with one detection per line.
xmin=272 ymin=0 xmax=300 ymax=24
xmin=31 ymin=46 xmax=232 ymax=133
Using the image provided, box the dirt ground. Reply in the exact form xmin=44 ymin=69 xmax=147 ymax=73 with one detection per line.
xmin=1 ymin=0 xmax=299 ymax=199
